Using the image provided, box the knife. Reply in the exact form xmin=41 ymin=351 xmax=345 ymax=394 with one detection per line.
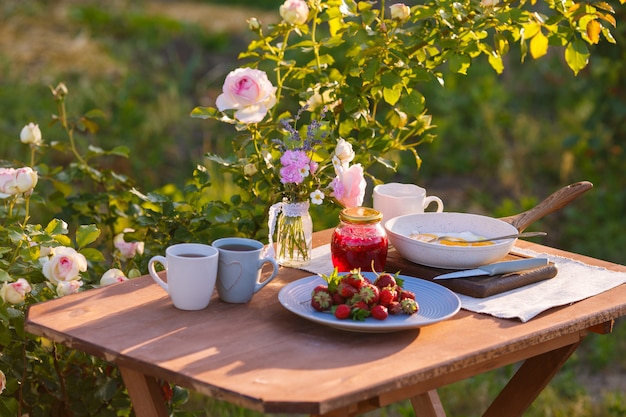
xmin=434 ymin=258 xmax=550 ymax=280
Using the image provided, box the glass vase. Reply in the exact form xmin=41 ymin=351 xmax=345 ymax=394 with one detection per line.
xmin=276 ymin=201 xmax=312 ymax=267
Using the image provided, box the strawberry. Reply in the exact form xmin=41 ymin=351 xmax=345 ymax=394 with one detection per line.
xmin=378 ymin=287 xmax=397 ymax=306
xmin=371 ymin=304 xmax=389 ymax=320
xmin=358 ymin=283 xmax=380 ymax=306
xmin=334 ymin=304 xmax=351 ymax=320
xmin=374 ymin=273 xmax=396 ymax=289
xmin=341 ymin=269 xmax=366 ymax=289
xmin=351 ymin=301 xmax=371 ymax=321
xmin=331 ymin=292 xmax=346 ymax=305
xmin=387 ymin=301 xmax=403 ymax=315
xmin=400 ymin=298 xmax=419 ymax=315
xmin=336 ymin=282 xmax=358 ymax=298
xmin=311 ymin=286 xmax=332 ymax=311
xmin=398 ymin=288 xmax=416 ymax=301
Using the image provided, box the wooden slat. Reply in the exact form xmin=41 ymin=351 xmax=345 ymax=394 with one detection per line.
xmin=119 ymin=367 xmax=169 ymax=417
xmin=482 ymin=340 xmax=583 ymax=417
xmin=410 ymin=390 xmax=447 ymax=417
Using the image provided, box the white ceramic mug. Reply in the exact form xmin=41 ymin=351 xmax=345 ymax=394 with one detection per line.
xmin=148 ymin=243 xmax=219 ymax=310
xmin=373 ymin=183 xmax=444 ymax=221
xmin=212 ymin=237 xmax=279 ymax=304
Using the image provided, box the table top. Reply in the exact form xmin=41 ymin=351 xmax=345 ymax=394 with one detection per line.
xmin=25 ymin=229 xmax=626 ymax=415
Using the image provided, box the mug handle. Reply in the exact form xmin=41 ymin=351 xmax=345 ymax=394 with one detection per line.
xmin=148 ymin=256 xmax=169 ymax=293
xmin=254 ymin=257 xmax=280 ymax=293
xmin=424 ymin=196 xmax=444 ymax=213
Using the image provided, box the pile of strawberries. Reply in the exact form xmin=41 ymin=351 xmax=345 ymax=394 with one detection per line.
xmin=310 ymin=269 xmax=419 ymax=321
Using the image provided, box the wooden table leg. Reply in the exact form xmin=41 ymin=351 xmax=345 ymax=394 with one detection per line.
xmin=482 ymin=339 xmax=583 ymax=417
xmin=410 ymin=389 xmax=447 ymax=417
xmin=119 ymin=366 xmax=169 ymax=417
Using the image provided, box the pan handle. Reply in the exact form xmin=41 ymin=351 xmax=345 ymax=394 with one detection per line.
xmin=499 ymin=181 xmax=594 ymax=232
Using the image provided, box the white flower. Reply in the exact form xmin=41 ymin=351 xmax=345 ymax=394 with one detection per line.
xmin=20 ymin=123 xmax=43 ymax=146
xmin=100 ymin=268 xmax=128 ymax=286
xmin=216 ymin=68 xmax=277 ymax=124
xmin=56 ymin=280 xmax=83 ymax=297
xmin=14 ymin=167 xmax=38 ymax=195
xmin=0 ymin=279 xmax=32 ymax=305
xmin=280 ymin=0 xmax=309 ymax=25
xmin=42 ymin=246 xmax=88 ymax=285
xmin=0 ymin=167 xmax=38 ymax=197
xmin=114 ymin=229 xmax=145 ymax=260
xmin=480 ymin=0 xmax=500 ymax=6
xmin=333 ymin=138 xmax=355 ymax=172
xmin=390 ymin=3 xmax=411 ymax=21
xmin=310 ymin=189 xmax=325 ymax=205
xmin=0 ymin=370 xmax=5 ymax=395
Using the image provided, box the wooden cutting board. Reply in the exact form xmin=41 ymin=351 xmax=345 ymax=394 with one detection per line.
xmin=386 ymin=247 xmax=558 ymax=298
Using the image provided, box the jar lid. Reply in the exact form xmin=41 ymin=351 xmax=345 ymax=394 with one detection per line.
xmin=339 ymin=207 xmax=383 ymax=224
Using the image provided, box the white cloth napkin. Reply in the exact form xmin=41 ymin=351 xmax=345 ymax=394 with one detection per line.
xmin=298 ymin=244 xmax=626 ymax=322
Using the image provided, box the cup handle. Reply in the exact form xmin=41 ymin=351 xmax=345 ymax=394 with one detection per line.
xmin=148 ymin=256 xmax=169 ymax=293
xmin=424 ymin=196 xmax=444 ymax=213
xmin=254 ymin=257 xmax=280 ymax=293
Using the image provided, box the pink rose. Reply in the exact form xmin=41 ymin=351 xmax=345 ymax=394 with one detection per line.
xmin=280 ymin=0 xmax=309 ymax=25
xmin=100 ymin=268 xmax=128 ymax=286
xmin=331 ymin=164 xmax=366 ymax=208
xmin=114 ymin=231 xmax=145 ymax=260
xmin=56 ymin=280 xmax=83 ymax=297
xmin=42 ymin=247 xmax=88 ymax=285
xmin=216 ymin=68 xmax=277 ymax=124
xmin=0 ymin=278 xmax=32 ymax=304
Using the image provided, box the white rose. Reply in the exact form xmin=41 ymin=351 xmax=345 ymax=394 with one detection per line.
xmin=333 ymin=139 xmax=355 ymax=171
xmin=0 ymin=278 xmax=32 ymax=304
xmin=280 ymin=0 xmax=309 ymax=25
xmin=480 ymin=0 xmax=500 ymax=6
xmin=42 ymin=247 xmax=88 ymax=285
xmin=100 ymin=268 xmax=128 ymax=286
xmin=14 ymin=167 xmax=38 ymax=195
xmin=56 ymin=280 xmax=83 ymax=297
xmin=0 ymin=168 xmax=17 ymax=197
xmin=20 ymin=123 xmax=43 ymax=146
xmin=0 ymin=370 xmax=5 ymax=395
xmin=216 ymin=68 xmax=277 ymax=124
xmin=390 ymin=3 xmax=411 ymax=21
xmin=114 ymin=230 xmax=145 ymax=260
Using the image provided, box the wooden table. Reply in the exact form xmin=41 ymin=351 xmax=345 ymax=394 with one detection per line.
xmin=25 ymin=229 xmax=626 ymax=417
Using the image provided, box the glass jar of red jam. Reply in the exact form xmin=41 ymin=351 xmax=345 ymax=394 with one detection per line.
xmin=331 ymin=207 xmax=388 ymax=272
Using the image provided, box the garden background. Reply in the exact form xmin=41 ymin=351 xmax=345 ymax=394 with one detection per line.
xmin=1 ymin=0 xmax=625 ymax=416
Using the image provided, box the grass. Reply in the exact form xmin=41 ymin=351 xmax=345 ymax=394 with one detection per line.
xmin=1 ymin=0 xmax=625 ymax=416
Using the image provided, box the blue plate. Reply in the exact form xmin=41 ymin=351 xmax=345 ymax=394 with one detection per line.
xmin=278 ymin=272 xmax=461 ymax=333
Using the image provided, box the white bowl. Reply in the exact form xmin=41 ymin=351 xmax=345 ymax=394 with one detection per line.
xmin=385 ymin=212 xmax=519 ymax=269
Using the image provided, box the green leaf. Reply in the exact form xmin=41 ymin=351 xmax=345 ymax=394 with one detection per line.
xmin=76 ymin=224 xmax=101 ymax=248
xmin=0 ymin=269 xmax=10 ymax=282
xmin=45 ymin=219 xmax=69 ymax=236
xmin=565 ymin=37 xmax=589 ymax=75
xmin=448 ymin=54 xmax=471 ymax=75
xmin=190 ymin=106 xmax=219 ymax=119
xmin=530 ymin=31 xmax=549 ymax=59
xmin=80 ymin=248 xmax=105 ymax=262
xmin=488 ymin=53 xmax=504 ymax=74
xmin=383 ymin=86 xmax=402 ymax=105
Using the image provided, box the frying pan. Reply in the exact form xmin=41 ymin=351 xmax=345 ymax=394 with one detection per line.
xmin=385 ymin=181 xmax=593 ymax=269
